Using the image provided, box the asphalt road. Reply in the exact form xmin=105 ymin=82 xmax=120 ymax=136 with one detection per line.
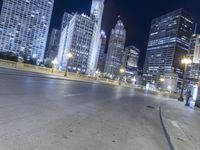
xmin=0 ymin=68 xmax=170 ymax=150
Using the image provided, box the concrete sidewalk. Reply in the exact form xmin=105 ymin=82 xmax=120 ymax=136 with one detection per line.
xmin=160 ymin=100 xmax=200 ymax=150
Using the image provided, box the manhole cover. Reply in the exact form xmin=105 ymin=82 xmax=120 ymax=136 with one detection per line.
xmin=146 ymin=106 xmax=155 ymax=109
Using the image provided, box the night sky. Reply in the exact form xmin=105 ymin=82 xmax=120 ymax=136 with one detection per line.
xmin=0 ymin=0 xmax=200 ymax=67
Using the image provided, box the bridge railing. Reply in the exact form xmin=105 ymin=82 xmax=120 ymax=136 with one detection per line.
xmin=0 ymin=59 xmax=123 ymax=86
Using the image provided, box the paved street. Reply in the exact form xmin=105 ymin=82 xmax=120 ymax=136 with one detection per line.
xmin=0 ymin=68 xmax=169 ymax=150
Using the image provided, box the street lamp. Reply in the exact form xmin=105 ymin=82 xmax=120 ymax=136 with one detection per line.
xmin=119 ymin=68 xmax=126 ymax=74
xmin=64 ymin=52 xmax=73 ymax=77
xmin=119 ymin=67 xmax=126 ymax=85
xmin=178 ymin=57 xmax=192 ymax=102
xmin=159 ymin=77 xmax=165 ymax=92
xmin=160 ymin=78 xmax=165 ymax=82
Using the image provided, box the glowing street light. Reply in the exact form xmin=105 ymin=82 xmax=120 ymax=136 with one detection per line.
xmin=66 ymin=52 xmax=73 ymax=59
xmin=178 ymin=57 xmax=192 ymax=102
xmin=132 ymin=77 xmax=137 ymax=82
xmin=119 ymin=68 xmax=126 ymax=74
xmin=32 ymin=54 xmax=37 ymax=59
xmin=160 ymin=78 xmax=165 ymax=82
xmin=64 ymin=52 xmax=74 ymax=77
xmin=119 ymin=67 xmax=126 ymax=85
xmin=181 ymin=58 xmax=192 ymax=64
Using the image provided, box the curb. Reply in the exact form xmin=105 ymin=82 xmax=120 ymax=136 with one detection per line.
xmin=159 ymin=104 xmax=175 ymax=150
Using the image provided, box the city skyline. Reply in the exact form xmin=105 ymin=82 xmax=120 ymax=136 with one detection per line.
xmin=1 ymin=1 xmax=200 ymax=67
xmin=49 ymin=0 xmax=200 ymax=67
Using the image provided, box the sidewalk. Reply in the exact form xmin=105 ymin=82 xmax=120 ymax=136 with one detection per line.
xmin=160 ymin=100 xmax=200 ymax=150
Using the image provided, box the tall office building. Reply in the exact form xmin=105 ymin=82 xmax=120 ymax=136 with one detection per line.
xmin=57 ymin=14 xmax=95 ymax=74
xmin=60 ymin=12 xmax=73 ymax=32
xmin=57 ymin=0 xmax=105 ymax=74
xmin=104 ymin=20 xmax=126 ymax=77
xmin=122 ymin=46 xmax=140 ymax=73
xmin=90 ymin=0 xmax=104 ymax=30
xmin=57 ymin=12 xmax=73 ymax=66
xmin=46 ymin=29 xmax=60 ymax=59
xmin=187 ymin=34 xmax=200 ymax=81
xmin=189 ymin=34 xmax=200 ymax=63
xmin=143 ymin=9 xmax=193 ymax=82
xmin=0 ymin=0 xmax=54 ymax=62
xmin=97 ymin=30 xmax=107 ymax=73
xmin=87 ymin=0 xmax=105 ymax=74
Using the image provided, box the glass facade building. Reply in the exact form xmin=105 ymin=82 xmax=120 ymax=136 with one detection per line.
xmin=104 ymin=20 xmax=126 ymax=77
xmin=143 ymin=9 xmax=193 ymax=82
xmin=0 ymin=0 xmax=54 ymax=62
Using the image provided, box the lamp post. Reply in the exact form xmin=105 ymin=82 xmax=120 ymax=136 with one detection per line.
xmin=159 ymin=77 xmax=165 ymax=91
xmin=119 ymin=67 xmax=126 ymax=85
xmin=178 ymin=57 xmax=192 ymax=102
xmin=64 ymin=52 xmax=73 ymax=77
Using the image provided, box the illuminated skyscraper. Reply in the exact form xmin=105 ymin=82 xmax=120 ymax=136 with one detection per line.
xmin=57 ymin=0 xmax=105 ymax=74
xmin=87 ymin=0 xmax=105 ymax=74
xmin=90 ymin=0 xmax=104 ymax=30
xmin=57 ymin=14 xmax=95 ymax=73
xmin=97 ymin=31 xmax=107 ymax=73
xmin=104 ymin=20 xmax=126 ymax=77
xmin=143 ymin=9 xmax=193 ymax=82
xmin=0 ymin=0 xmax=54 ymax=62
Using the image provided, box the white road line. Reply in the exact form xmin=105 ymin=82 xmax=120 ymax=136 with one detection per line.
xmin=64 ymin=93 xmax=85 ymax=97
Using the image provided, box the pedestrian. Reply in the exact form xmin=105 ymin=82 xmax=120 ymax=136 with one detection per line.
xmin=185 ymin=90 xmax=192 ymax=106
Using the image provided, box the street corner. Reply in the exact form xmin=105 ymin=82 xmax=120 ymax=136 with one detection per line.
xmin=160 ymin=100 xmax=200 ymax=150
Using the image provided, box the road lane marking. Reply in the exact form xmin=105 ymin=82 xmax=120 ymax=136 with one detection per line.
xmin=64 ymin=93 xmax=85 ymax=97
